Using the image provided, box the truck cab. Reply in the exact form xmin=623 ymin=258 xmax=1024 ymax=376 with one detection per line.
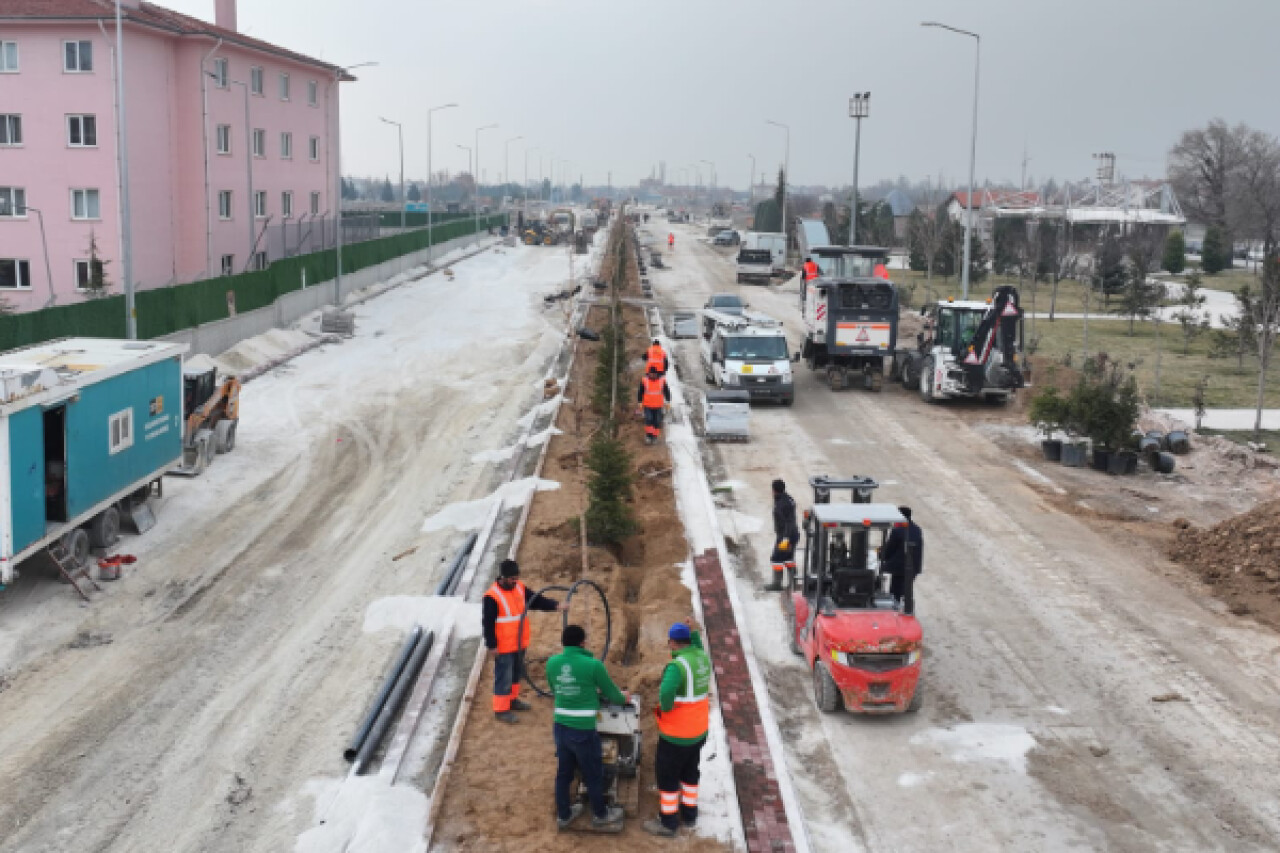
xmin=699 ymin=309 xmax=795 ymax=405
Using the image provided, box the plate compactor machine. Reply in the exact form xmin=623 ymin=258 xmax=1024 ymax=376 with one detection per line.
xmin=785 ymin=475 xmax=923 ymax=714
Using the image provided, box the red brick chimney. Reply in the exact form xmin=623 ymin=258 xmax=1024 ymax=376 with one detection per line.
xmin=215 ymin=0 xmax=238 ymax=32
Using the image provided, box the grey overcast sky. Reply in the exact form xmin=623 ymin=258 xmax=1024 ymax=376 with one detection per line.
xmin=165 ymin=0 xmax=1280 ymax=190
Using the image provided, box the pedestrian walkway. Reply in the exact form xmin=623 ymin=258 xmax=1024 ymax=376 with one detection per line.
xmin=1156 ymin=408 xmax=1280 ymax=430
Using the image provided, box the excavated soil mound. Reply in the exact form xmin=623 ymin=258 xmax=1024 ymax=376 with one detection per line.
xmin=1168 ymin=499 xmax=1280 ymax=628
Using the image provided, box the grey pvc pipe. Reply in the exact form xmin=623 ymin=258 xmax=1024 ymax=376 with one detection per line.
xmin=344 ymin=625 xmax=423 ymax=762
xmin=353 ymin=629 xmax=435 ymax=775
xmin=436 ymin=532 xmax=479 ymax=597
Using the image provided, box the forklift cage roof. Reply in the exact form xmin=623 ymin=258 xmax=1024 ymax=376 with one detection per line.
xmin=811 ymin=504 xmax=906 ymax=527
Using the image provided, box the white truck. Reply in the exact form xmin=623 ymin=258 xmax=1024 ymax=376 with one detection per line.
xmin=699 ymin=309 xmax=796 ymax=405
xmin=736 ymin=248 xmax=773 ymax=284
xmin=888 ymin=286 xmax=1028 ymax=404
xmin=742 ymin=231 xmax=787 ymax=276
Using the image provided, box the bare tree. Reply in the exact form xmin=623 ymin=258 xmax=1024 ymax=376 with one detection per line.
xmin=1234 ymin=129 xmax=1280 ymax=251
xmin=1249 ymin=253 xmax=1280 ymax=439
xmin=1169 ymin=120 xmax=1248 ymax=254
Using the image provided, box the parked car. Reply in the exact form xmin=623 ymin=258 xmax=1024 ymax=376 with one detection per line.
xmin=713 ymin=230 xmax=740 ymax=246
xmin=705 ymin=293 xmax=746 ymax=315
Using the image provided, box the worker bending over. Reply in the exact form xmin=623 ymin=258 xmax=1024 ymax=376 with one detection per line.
xmin=644 ymin=621 xmax=713 ymax=837
xmin=637 ymin=365 xmax=672 ymax=445
xmin=879 ymin=505 xmax=924 ymax=614
xmin=764 ymin=478 xmax=800 ymax=591
xmin=646 ymin=338 xmax=670 ymax=376
xmin=547 ymin=624 xmax=628 ymax=833
xmin=483 ymin=559 xmax=564 ymax=724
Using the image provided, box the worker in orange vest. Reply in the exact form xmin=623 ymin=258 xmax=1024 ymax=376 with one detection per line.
xmin=483 ymin=559 xmax=565 ymax=724
xmin=802 ymin=257 xmax=820 ymax=282
xmin=872 ymin=262 xmax=890 ymax=280
xmin=636 ymin=366 xmax=671 ymax=445
xmin=645 ymin=338 xmax=669 ymax=376
xmin=643 ymin=621 xmax=712 ymax=837
xmin=668 ymin=232 xmax=675 ymax=250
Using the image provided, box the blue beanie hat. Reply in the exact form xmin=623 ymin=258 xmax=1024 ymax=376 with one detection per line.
xmin=668 ymin=622 xmax=692 ymax=642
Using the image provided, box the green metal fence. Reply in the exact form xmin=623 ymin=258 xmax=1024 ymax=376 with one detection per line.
xmin=0 ymin=214 xmax=505 ymax=351
xmin=376 ymin=210 xmax=476 ymax=229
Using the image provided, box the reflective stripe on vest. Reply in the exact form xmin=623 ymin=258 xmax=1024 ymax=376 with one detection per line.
xmin=554 ymin=707 xmax=599 ymax=718
xmin=486 ymin=581 xmax=531 ymax=653
xmin=642 ymin=376 xmax=666 ymax=409
xmin=657 ymin=651 xmax=710 ymax=740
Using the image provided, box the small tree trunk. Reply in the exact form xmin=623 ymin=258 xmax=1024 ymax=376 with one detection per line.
xmin=1254 ymin=356 xmax=1269 ymax=442
xmin=1049 ymin=274 xmax=1060 ymax=322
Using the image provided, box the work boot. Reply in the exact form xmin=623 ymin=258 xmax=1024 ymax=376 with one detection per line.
xmin=642 ymin=818 xmax=678 ymax=837
xmin=494 ymin=711 xmax=518 ymax=724
xmin=590 ymin=805 xmax=625 ymax=832
xmin=511 ymin=698 xmax=532 ymax=712
xmin=557 ymin=803 xmax=584 ymax=831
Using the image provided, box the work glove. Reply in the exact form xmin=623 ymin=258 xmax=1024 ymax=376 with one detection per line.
xmin=779 ymin=539 xmax=791 ymax=551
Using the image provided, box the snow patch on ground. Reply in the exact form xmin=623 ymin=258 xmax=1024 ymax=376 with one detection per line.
xmin=362 ymin=596 xmax=481 ymax=638
xmin=717 ymin=508 xmax=765 ymax=536
xmin=829 ymin=438 xmax=852 ymax=446
xmin=1012 ymin=459 xmax=1058 ymax=490
xmin=911 ymin=724 xmax=1037 ymax=774
xmin=517 ymin=396 xmax=562 ymax=428
xmin=295 ymin=775 xmax=428 ymax=853
xmin=897 ymin=771 xmax=933 ymax=788
xmin=421 ymin=477 xmax=561 ymax=533
xmin=469 ymin=425 xmax=562 ymax=464
xmin=215 ymin=327 xmax=314 ymax=375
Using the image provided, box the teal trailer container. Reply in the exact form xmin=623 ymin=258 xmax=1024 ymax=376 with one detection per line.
xmin=0 ymin=338 xmax=187 ymax=584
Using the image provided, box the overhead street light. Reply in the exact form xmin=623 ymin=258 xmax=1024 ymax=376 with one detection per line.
xmin=330 ymin=61 xmax=377 ymax=304
xmin=475 ymin=123 xmax=497 ymax=238
xmin=379 ymin=116 xmax=405 ymax=231
xmin=848 ymin=91 xmax=870 ymax=246
xmin=922 ymin=21 xmax=980 ymax=298
xmin=747 ymin=153 xmax=755 ymax=202
xmin=427 ymin=102 xmax=458 ymax=259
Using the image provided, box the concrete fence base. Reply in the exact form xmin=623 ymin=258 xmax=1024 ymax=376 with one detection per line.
xmin=160 ymin=232 xmax=486 ymax=358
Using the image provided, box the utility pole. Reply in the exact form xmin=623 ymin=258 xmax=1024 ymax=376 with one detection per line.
xmin=427 ymin=102 xmax=458 ymax=260
xmin=848 ymin=92 xmax=869 ymax=246
xmin=114 ymin=0 xmax=136 ymax=337
xmin=379 ymin=116 xmax=405 ymax=231
xmin=474 ymin=123 xmax=497 ymax=240
xmin=747 ymin=153 xmax=755 ymax=202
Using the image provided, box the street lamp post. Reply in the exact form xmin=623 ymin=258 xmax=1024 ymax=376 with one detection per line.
xmin=848 ymin=92 xmax=870 ymax=246
xmin=379 ymin=116 xmax=405 ymax=231
xmin=113 ymin=0 xmax=136 ymax=337
xmin=766 ymin=119 xmax=790 ymax=254
xmin=474 ymin=124 xmax=497 ymax=240
xmin=922 ymin=21 xmax=980 ymax=298
xmin=427 ymin=102 xmax=457 ymax=262
xmin=747 ymin=154 xmax=755 ymax=202
xmin=331 ymin=61 xmax=377 ymax=305
xmin=21 ymin=206 xmax=57 ymax=308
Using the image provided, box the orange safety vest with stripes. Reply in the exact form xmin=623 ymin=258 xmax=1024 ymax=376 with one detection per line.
xmin=803 ymin=260 xmax=819 ymax=281
xmin=485 ymin=580 xmax=531 ymax=654
xmin=656 ymin=647 xmax=711 ymax=741
xmin=646 ymin=344 xmax=666 ymax=374
xmin=641 ymin=375 xmax=667 ymax=409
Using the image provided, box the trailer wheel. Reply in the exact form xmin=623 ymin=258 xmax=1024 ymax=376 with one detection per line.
xmin=62 ymin=528 xmax=91 ymax=570
xmin=215 ymin=418 xmax=237 ymax=454
xmin=919 ymin=357 xmax=937 ymax=404
xmin=87 ymin=506 xmax=120 ymax=549
xmin=813 ymin=662 xmax=842 ymax=713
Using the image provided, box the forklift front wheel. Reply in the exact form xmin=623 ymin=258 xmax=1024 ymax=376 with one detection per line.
xmin=813 ymin=662 xmax=842 ymax=713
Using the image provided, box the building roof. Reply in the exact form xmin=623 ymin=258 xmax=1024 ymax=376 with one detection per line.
xmin=950 ymin=190 xmax=1042 ymax=210
xmin=883 ymin=189 xmax=915 ymax=217
xmin=1 ymin=0 xmax=348 ymax=76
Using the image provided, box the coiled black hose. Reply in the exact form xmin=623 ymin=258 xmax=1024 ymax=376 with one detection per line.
xmin=519 ymin=578 xmax=613 ymax=698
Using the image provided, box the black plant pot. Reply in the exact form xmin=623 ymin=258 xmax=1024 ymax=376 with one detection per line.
xmin=1041 ymin=439 xmax=1063 ymax=462
xmin=1061 ymin=442 xmax=1089 ymax=468
xmin=1091 ymin=448 xmax=1112 ymax=472
xmin=1108 ymin=450 xmax=1138 ymax=475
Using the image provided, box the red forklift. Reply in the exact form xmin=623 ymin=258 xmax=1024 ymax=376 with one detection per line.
xmin=784 ymin=476 xmax=923 ymax=714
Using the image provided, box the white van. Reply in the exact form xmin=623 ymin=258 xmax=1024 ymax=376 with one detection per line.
xmin=742 ymin=232 xmax=787 ymax=275
xmin=699 ymin=309 xmax=795 ymax=405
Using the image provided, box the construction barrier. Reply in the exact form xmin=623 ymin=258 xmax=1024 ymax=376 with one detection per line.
xmin=0 ymin=214 xmax=505 ymax=351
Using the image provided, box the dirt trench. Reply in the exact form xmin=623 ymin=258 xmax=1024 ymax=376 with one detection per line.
xmin=433 ymin=229 xmax=732 ymax=853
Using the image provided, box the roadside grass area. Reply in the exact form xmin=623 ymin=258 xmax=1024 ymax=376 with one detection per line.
xmin=1199 ymin=427 xmax=1280 ymax=448
xmin=1028 ymin=316 xmax=1280 ymax=409
xmin=1161 ymin=265 xmax=1266 ymax=296
xmin=893 ymin=270 xmax=1095 ymax=314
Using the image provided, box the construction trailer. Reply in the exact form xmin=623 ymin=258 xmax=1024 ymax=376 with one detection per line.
xmin=0 ymin=338 xmax=187 ymax=584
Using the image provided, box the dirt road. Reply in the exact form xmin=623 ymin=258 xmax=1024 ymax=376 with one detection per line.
xmin=650 ymin=222 xmax=1280 ymax=852
xmin=0 ymin=244 xmax=578 ymax=853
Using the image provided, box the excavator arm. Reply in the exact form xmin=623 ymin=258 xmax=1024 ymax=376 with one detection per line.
xmin=960 ymin=285 xmax=1025 ymax=391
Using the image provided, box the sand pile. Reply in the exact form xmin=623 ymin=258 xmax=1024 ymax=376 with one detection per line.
xmin=1169 ymin=499 xmax=1280 ymax=625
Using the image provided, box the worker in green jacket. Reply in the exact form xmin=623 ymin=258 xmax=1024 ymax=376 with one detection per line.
xmin=546 ymin=624 xmax=629 ymax=833
xmin=644 ymin=621 xmax=713 ymax=837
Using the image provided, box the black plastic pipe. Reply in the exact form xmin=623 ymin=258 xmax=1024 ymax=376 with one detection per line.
xmin=353 ymin=629 xmax=434 ymax=775
xmin=344 ymin=625 xmax=423 ymax=762
xmin=521 ymin=578 xmax=613 ymax=699
xmin=516 ymin=584 xmax=571 ymax=698
xmin=435 ymin=532 xmax=479 ymax=597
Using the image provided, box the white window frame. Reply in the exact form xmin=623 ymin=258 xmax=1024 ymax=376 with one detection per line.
xmin=250 ymin=65 xmax=264 ymax=96
xmin=218 ymin=190 xmax=233 ymax=220
xmin=309 ymin=135 xmax=320 ymax=161
xmin=310 ymin=191 xmax=321 ymax=215
xmin=108 ymin=409 xmax=134 ymax=455
xmin=0 ymin=41 xmax=18 ymax=73
xmin=64 ymin=40 xmax=93 ymax=73
xmin=220 ymin=254 xmax=234 ymax=276
xmin=74 ymin=258 xmax=102 ymax=292
xmin=280 ymin=131 xmax=292 ymax=159
xmin=0 ymin=187 xmax=26 ymax=218
xmin=0 ymin=258 xmax=32 ymax=290
xmin=215 ymin=123 xmax=231 ymax=154
xmin=252 ymin=128 xmax=265 ymax=158
xmin=0 ymin=114 xmax=21 ymax=146
xmin=281 ymin=191 xmax=293 ymax=219
xmin=212 ymin=57 xmax=228 ymax=88
xmin=254 ymin=190 xmax=267 ymax=219
xmin=70 ymin=188 xmax=101 ymax=220
xmin=67 ymin=114 xmax=97 ymax=148
xmin=308 ymin=80 xmax=318 ymax=106
xmin=253 ymin=251 xmax=268 ymax=271
xmin=278 ymin=72 xmax=290 ymax=101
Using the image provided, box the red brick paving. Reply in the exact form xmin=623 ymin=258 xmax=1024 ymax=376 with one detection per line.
xmin=694 ymin=548 xmax=797 ymax=853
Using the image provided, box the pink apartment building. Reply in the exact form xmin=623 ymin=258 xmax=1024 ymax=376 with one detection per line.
xmin=0 ymin=0 xmax=348 ymax=313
